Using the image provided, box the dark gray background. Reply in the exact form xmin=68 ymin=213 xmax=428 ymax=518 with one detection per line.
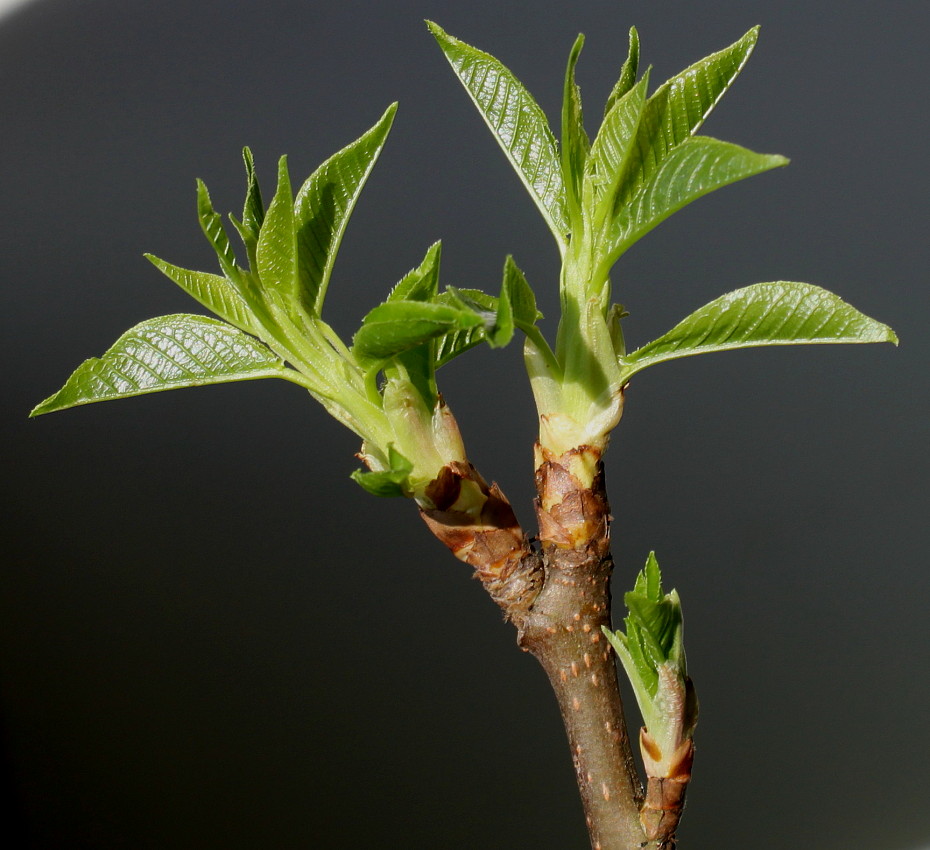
xmin=2 ymin=1 xmax=926 ymax=847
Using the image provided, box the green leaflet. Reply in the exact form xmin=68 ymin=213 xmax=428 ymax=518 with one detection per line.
xmin=561 ymin=33 xmax=589 ymax=224
xmin=604 ymin=26 xmax=640 ymax=116
xmin=144 ymin=255 xmax=263 ymax=338
xmin=620 ymin=282 xmax=898 ymax=382
xmin=351 ymin=444 xmax=413 ymax=497
xmin=196 ymin=180 xmax=241 ymax=284
xmin=428 ymin=21 xmax=569 ymax=251
xmin=435 ymin=256 xmax=541 ymax=361
xmin=295 ymin=103 xmax=397 ymax=315
xmin=602 ymin=552 xmax=686 ymax=725
xmin=607 ymin=137 xmax=788 ymax=260
xmin=616 ymin=26 xmax=759 ymax=211
xmin=352 ymin=300 xmax=483 ymax=367
xmin=585 ymin=72 xmax=649 ymax=224
xmin=382 ymin=242 xmax=445 ymax=406
xmin=30 ymin=314 xmax=305 ymax=416
xmin=256 ymin=156 xmax=303 ymax=319
xmin=229 ymin=146 xmax=265 ymax=271
xmin=432 ymin=288 xmax=497 ymax=368
xmin=501 ymin=255 xmax=541 ymax=334
xmin=387 ymin=241 xmax=442 ymax=304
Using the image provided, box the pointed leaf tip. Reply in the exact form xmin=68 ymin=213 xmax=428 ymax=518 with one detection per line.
xmin=430 ymin=21 xmax=569 ymax=250
xmin=294 ymin=105 xmax=398 ymax=314
xmin=29 ymin=314 xmax=295 ymax=416
xmin=621 ymin=282 xmax=898 ymax=381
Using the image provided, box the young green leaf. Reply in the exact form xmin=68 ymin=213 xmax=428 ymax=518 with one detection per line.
xmin=351 ymin=445 xmax=413 ymax=497
xmin=604 ymin=26 xmax=640 ymax=116
xmin=294 ymin=103 xmax=397 ymax=315
xmin=256 ymin=156 xmax=302 ymax=317
xmin=561 ymin=33 xmax=589 ymax=223
xmin=428 ymin=21 xmax=569 ymax=252
xmin=432 ymin=287 xmax=498 ymax=368
xmin=230 ymin=146 xmax=265 ymax=271
xmin=501 ymin=255 xmax=541 ymax=333
xmin=618 ymin=27 xmax=760 ymax=207
xmin=380 ymin=243 xmax=446 ymax=405
xmin=602 ymin=552 xmax=689 ymax=736
xmin=196 ymin=180 xmax=241 ymax=284
xmin=144 ymin=254 xmax=264 ymax=338
xmin=30 ymin=314 xmax=303 ymax=416
xmin=620 ymin=282 xmax=898 ymax=382
xmin=387 ymin=241 xmax=442 ymax=304
xmin=352 ymin=300 xmax=483 ymax=367
xmin=585 ymin=72 xmax=649 ymax=220
xmin=608 ymin=137 xmax=788 ymax=260
xmin=487 ymin=284 xmax=514 ymax=348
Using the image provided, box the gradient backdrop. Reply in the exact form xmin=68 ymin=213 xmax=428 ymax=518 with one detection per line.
xmin=2 ymin=1 xmax=927 ymax=847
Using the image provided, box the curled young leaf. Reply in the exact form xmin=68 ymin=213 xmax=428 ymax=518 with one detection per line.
xmin=604 ymin=26 xmax=640 ymax=116
xmin=561 ymin=33 xmax=589 ymax=223
xmin=352 ymin=300 xmax=483 ymax=367
xmin=295 ymin=103 xmax=398 ymax=315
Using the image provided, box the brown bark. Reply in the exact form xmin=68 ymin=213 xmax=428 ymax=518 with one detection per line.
xmin=518 ymin=446 xmax=645 ymax=849
xmin=419 ymin=448 xmax=653 ymax=848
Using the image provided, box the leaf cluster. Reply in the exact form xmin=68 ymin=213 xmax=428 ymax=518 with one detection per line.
xmin=430 ymin=22 xmax=896 ymax=452
xmin=33 ymin=21 xmax=897 ymax=499
xmin=31 ymin=106 xmax=540 ymax=501
xmin=603 ymin=552 xmax=697 ymax=750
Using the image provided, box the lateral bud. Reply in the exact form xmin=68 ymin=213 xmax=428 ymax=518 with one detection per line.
xmin=601 ymin=552 xmax=698 ymax=846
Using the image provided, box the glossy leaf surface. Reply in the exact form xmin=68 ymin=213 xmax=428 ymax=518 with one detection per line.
xmin=608 ymin=137 xmax=787 ymax=259
xmin=256 ymin=156 xmax=302 ymax=316
xmin=586 ymin=73 xmax=649 ymax=218
xmin=31 ymin=315 xmax=296 ymax=416
xmin=618 ymin=27 xmax=759 ymax=207
xmin=621 ymin=282 xmax=898 ymax=381
xmin=428 ymin=21 xmax=569 ymax=249
xmin=295 ymin=104 xmax=397 ymax=314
